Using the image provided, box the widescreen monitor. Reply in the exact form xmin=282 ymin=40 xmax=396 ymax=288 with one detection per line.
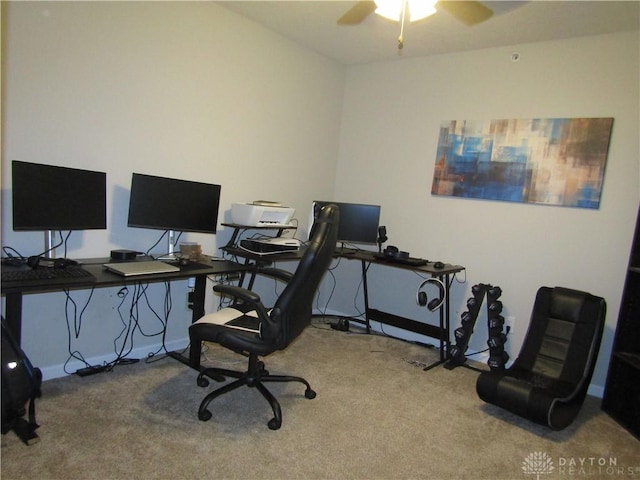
xmin=12 ymin=160 xmax=107 ymax=232
xmin=12 ymin=160 xmax=107 ymax=257
xmin=312 ymin=200 xmax=381 ymax=245
xmin=127 ymin=173 xmax=221 ymax=258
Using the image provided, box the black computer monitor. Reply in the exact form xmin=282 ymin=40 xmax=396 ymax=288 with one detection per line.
xmin=127 ymin=173 xmax=221 ymax=259
xmin=312 ymin=200 xmax=381 ymax=246
xmin=12 ymin=160 xmax=107 ymax=256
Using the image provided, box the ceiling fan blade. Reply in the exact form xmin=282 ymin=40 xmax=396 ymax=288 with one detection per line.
xmin=337 ymin=1 xmax=377 ymax=25
xmin=437 ymin=1 xmax=494 ymax=26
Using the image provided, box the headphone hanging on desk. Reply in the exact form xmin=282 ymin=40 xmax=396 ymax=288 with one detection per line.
xmin=416 ymin=277 xmax=446 ymax=312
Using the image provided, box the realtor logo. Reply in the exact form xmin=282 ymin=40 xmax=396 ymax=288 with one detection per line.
xmin=523 ymin=451 xmax=555 ymax=480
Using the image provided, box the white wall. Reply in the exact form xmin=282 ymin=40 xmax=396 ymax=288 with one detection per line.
xmin=1 ymin=2 xmax=345 ymax=377
xmin=333 ymin=31 xmax=640 ymax=395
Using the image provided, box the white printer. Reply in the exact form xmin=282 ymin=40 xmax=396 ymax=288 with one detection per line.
xmin=231 ymin=202 xmax=295 ymax=227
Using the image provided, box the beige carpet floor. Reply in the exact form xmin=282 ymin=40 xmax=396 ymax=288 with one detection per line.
xmin=1 ymin=322 xmax=638 ymax=479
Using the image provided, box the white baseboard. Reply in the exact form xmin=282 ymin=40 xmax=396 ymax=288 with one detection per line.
xmin=40 ymin=338 xmax=190 ymax=381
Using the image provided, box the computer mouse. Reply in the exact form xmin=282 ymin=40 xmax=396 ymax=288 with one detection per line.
xmin=433 ymin=261 xmax=445 ymax=269
xmin=53 ymin=258 xmax=78 ymax=269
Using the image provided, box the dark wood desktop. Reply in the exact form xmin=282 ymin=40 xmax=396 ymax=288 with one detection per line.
xmin=1 ymin=256 xmax=250 ymax=346
xmin=2 ymin=244 xmax=464 ymax=372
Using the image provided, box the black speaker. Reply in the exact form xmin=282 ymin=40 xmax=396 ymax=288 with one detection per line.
xmin=377 ymin=226 xmax=387 ymax=253
xmin=110 ymin=249 xmax=137 ymax=261
xmin=377 ymin=225 xmax=387 ymax=244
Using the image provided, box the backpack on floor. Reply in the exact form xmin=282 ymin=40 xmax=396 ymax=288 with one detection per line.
xmin=1 ymin=316 xmax=42 ymax=445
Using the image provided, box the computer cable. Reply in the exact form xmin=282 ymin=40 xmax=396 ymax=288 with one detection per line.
xmin=313 ymin=258 xmax=338 ymax=317
xmin=145 ymin=231 xmax=166 ymax=257
xmin=213 ymin=270 xmax=248 ymax=310
xmin=2 ymin=255 xmax=26 ymax=267
xmin=16 ymin=231 xmax=76 ymax=269
xmin=113 ymin=284 xmax=137 ymax=362
xmin=136 ymin=281 xmax=172 ymax=338
xmin=452 ymin=271 xmax=465 ymax=290
xmin=64 ymin=286 xmax=96 ymax=338
xmin=115 ymin=285 xmax=139 ymax=361
xmin=61 ymin=230 xmax=72 ymax=259
xmin=62 ymin=286 xmax=99 ymax=374
xmin=143 ymin=281 xmax=174 ymax=362
xmin=2 ymin=246 xmax=27 ymax=265
xmin=114 ymin=283 xmax=157 ymax=363
xmin=40 ymin=230 xmax=64 ymax=259
xmin=310 ymin=259 xmax=369 ymax=333
xmin=145 ymin=230 xmax=183 ymax=258
xmin=2 ymin=246 xmax=23 ymax=257
xmin=39 ymin=230 xmax=68 ymax=260
xmin=115 ymin=281 xmax=173 ymax=364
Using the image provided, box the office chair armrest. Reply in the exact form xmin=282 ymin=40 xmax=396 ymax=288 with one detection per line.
xmin=213 ymin=284 xmax=262 ymax=305
xmin=212 ymin=284 xmax=270 ymax=321
xmin=255 ymin=267 xmax=294 ymax=284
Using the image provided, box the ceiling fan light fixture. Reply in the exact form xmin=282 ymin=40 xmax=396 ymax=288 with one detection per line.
xmin=407 ymin=0 xmax=437 ymax=21
xmin=374 ymin=0 xmax=402 ymax=21
xmin=374 ymin=0 xmax=437 ymax=22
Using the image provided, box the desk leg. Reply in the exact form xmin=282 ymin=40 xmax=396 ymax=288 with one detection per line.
xmin=361 ymin=260 xmax=371 ymax=333
xmin=4 ymin=293 xmax=23 ymax=345
xmin=443 ymin=273 xmax=451 ymax=359
xmin=423 ymin=273 xmax=451 ymax=371
xmin=169 ymin=274 xmax=207 ymax=369
xmin=191 ymin=274 xmax=207 ymax=322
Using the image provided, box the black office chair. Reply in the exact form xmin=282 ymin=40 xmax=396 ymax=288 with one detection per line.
xmin=188 ymin=204 xmax=339 ymax=430
xmin=476 ymin=286 xmax=606 ymax=430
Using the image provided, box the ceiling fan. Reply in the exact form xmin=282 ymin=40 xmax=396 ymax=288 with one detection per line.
xmin=337 ymin=1 xmax=494 ymax=27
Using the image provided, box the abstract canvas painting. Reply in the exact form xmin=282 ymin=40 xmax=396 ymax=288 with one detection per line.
xmin=431 ymin=118 xmax=613 ymax=209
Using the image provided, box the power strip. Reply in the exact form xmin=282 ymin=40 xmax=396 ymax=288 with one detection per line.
xmin=330 ymin=318 xmax=350 ymax=331
xmin=75 ymin=365 xmax=109 ymax=377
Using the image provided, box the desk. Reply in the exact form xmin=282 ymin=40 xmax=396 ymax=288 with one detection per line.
xmin=342 ymin=251 xmax=464 ymax=370
xmin=223 ymin=238 xmax=464 ymax=370
xmin=1 ymin=257 xmax=249 ymax=349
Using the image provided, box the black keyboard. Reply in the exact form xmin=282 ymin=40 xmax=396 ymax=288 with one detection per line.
xmin=2 ymin=267 xmax=96 ymax=286
xmin=372 ymin=253 xmax=428 ymax=266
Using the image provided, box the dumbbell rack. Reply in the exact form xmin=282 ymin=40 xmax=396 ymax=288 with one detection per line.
xmin=444 ymin=283 xmax=509 ymax=371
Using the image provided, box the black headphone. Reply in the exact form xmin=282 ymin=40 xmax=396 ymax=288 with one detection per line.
xmin=383 ymin=245 xmax=409 ymax=260
xmin=416 ymin=277 xmax=446 ymax=312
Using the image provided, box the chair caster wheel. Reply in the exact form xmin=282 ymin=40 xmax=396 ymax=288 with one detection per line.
xmin=267 ymin=418 xmax=281 ymax=430
xmin=305 ymin=388 xmax=316 ymax=399
xmin=198 ymin=409 xmax=212 ymax=422
xmin=197 ymin=375 xmax=209 ymax=388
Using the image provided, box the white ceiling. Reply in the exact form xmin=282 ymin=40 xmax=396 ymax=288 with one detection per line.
xmin=218 ymin=1 xmax=640 ymax=65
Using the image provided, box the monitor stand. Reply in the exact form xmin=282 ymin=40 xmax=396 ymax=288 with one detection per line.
xmin=44 ymin=230 xmax=58 ymax=258
xmin=156 ymin=230 xmax=179 ymax=261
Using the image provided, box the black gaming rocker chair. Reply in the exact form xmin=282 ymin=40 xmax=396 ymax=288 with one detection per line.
xmin=188 ymin=204 xmax=339 ymax=430
xmin=476 ymin=286 xmax=606 ymax=430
